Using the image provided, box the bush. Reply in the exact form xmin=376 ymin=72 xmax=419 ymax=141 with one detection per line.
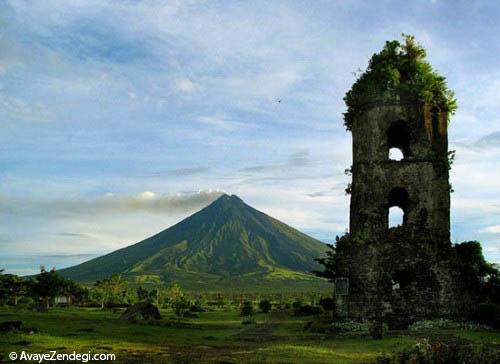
xmin=240 ymin=301 xmax=254 ymax=317
xmin=319 ymin=297 xmax=335 ymax=311
xmin=16 ymin=297 xmax=35 ymax=310
xmin=409 ymin=318 xmax=490 ymax=331
xmin=331 ymin=320 xmax=370 ymax=333
xmin=258 ymin=299 xmax=272 ymax=313
xmin=292 ymin=300 xmax=303 ymax=311
xmin=470 ymin=303 xmax=500 ymax=328
xmin=171 ymin=297 xmax=190 ymax=318
xmin=369 ymin=320 xmax=386 ymax=339
xmin=373 ymin=337 xmax=499 ymax=364
xmin=305 ymin=318 xmax=370 ymax=334
xmin=189 ymin=304 xmax=205 ymax=313
xmin=304 ymin=318 xmax=334 ymax=333
xmin=183 ymin=311 xmax=199 ymax=318
xmin=294 ymin=305 xmax=323 ymax=317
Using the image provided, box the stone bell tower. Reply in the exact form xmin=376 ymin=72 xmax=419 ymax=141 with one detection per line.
xmin=349 ymin=90 xmax=450 ymax=242
xmin=338 ymin=89 xmax=454 ymax=327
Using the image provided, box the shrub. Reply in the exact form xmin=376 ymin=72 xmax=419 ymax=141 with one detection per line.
xmin=319 ymin=297 xmax=335 ymax=311
xmin=409 ymin=318 xmax=491 ymax=331
xmin=369 ymin=320 xmax=386 ymax=339
xmin=189 ymin=304 xmax=205 ymax=313
xmin=240 ymin=301 xmax=254 ymax=317
xmin=305 ymin=318 xmax=334 ymax=333
xmin=16 ymin=297 xmax=35 ymax=310
xmin=294 ymin=305 xmax=323 ymax=317
xmin=373 ymin=337 xmax=499 ymax=364
xmin=470 ymin=303 xmax=500 ymax=328
xmin=292 ymin=300 xmax=303 ymax=311
xmin=305 ymin=318 xmax=371 ymax=334
xmin=258 ymin=299 xmax=272 ymax=313
xmin=332 ymin=320 xmax=370 ymax=333
xmin=171 ymin=297 xmax=190 ymax=318
xmin=343 ymin=34 xmax=457 ymax=131
xmin=183 ymin=311 xmax=199 ymax=318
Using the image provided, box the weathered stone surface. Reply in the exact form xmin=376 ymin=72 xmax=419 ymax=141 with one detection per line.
xmin=349 ymin=91 xmax=450 ymax=241
xmin=338 ymin=91 xmax=455 ymax=327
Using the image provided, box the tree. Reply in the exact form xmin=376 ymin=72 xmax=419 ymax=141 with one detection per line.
xmin=240 ymin=300 xmax=254 ymax=317
xmin=313 ymin=241 xmax=338 ymax=282
xmin=319 ymin=297 xmax=335 ymax=312
xmin=451 ymin=241 xmax=499 ymax=303
xmin=62 ymin=280 xmax=88 ymax=306
xmin=166 ymin=283 xmax=188 ymax=317
xmin=136 ymin=286 xmax=149 ymax=302
xmin=258 ymin=299 xmax=272 ymax=313
xmin=92 ymin=274 xmax=127 ymax=309
xmin=0 ymin=272 xmax=25 ymax=306
xmin=91 ymin=281 xmax=110 ymax=309
xmin=107 ymin=274 xmax=127 ymax=305
xmin=29 ymin=267 xmax=67 ymax=311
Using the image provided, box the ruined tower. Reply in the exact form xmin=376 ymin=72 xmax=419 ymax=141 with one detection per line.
xmin=335 ymin=37 xmax=457 ymax=326
xmin=349 ymin=90 xmax=450 ymax=242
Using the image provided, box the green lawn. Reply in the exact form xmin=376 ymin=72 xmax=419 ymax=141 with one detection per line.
xmin=0 ymin=307 xmax=498 ymax=363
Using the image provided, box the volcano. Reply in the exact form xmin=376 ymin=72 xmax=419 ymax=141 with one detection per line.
xmin=60 ymin=194 xmax=329 ymax=291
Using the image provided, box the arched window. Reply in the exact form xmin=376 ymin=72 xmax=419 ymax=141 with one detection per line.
xmin=389 ymin=148 xmax=404 ymax=161
xmin=387 ymin=187 xmax=409 ymax=228
xmin=389 ymin=206 xmax=404 ymax=227
xmin=388 ymin=121 xmax=411 ymax=160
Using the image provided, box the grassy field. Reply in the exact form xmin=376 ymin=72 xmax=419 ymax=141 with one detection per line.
xmin=0 ymin=307 xmax=499 ymax=363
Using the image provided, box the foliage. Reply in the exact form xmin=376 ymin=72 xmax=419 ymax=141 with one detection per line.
xmin=369 ymin=320 xmax=386 ymax=339
xmin=408 ymin=319 xmax=490 ymax=331
xmin=171 ymin=297 xmax=190 ymax=317
xmin=319 ymin=297 xmax=335 ymax=311
xmin=292 ymin=299 xmax=303 ymax=311
xmin=343 ymin=34 xmax=457 ymax=130
xmin=0 ymin=271 xmax=26 ymax=305
xmin=312 ymin=242 xmax=337 ymax=281
xmin=373 ymin=337 xmax=500 ymax=364
xmin=29 ymin=267 xmax=68 ymax=310
xmin=450 ymin=241 xmax=499 ymax=304
xmin=92 ymin=274 xmax=127 ymax=309
xmin=305 ymin=319 xmax=372 ymax=334
xmin=136 ymin=286 xmax=149 ymax=302
xmin=165 ymin=283 xmax=189 ymax=317
xmin=470 ymin=303 xmax=500 ymax=329
xmin=294 ymin=305 xmax=323 ymax=317
xmin=240 ymin=300 xmax=254 ymax=317
xmin=258 ymin=299 xmax=272 ymax=313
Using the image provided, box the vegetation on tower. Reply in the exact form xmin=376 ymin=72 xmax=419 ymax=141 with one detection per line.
xmin=343 ymin=34 xmax=457 ymax=130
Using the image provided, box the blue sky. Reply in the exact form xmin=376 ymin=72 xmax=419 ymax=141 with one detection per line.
xmin=1 ymin=0 xmax=500 ymax=275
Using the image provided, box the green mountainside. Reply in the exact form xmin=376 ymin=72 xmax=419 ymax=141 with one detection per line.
xmin=59 ymin=194 xmax=330 ymax=291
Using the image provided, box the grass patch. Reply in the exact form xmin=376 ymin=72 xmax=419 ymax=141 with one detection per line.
xmin=0 ymin=307 xmax=498 ymax=363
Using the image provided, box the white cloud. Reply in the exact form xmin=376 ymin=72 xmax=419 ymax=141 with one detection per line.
xmin=0 ymin=190 xmax=224 ymax=218
xmin=481 ymin=225 xmax=500 ymax=234
xmin=0 ymin=94 xmax=50 ymax=122
xmin=175 ymin=78 xmax=199 ymax=92
xmin=198 ymin=114 xmax=256 ymax=131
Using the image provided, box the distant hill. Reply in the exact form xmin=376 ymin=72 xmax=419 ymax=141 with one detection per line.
xmin=59 ymin=194 xmax=330 ymax=291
